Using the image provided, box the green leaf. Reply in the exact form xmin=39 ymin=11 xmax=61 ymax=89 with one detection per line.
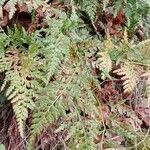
xmin=0 ymin=144 xmax=5 ymax=150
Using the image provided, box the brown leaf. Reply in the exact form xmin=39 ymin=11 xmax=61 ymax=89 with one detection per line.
xmin=113 ymin=9 xmax=125 ymax=26
xmin=0 ymin=10 xmax=9 ymax=27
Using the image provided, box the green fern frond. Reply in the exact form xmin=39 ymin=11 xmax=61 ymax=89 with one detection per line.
xmin=77 ymin=0 xmax=98 ymax=21
xmin=63 ymin=120 xmax=101 ymax=150
xmin=43 ymin=32 xmax=70 ymax=83
xmin=28 ymin=55 xmax=100 ymax=149
xmin=28 ymin=85 xmax=68 ymax=149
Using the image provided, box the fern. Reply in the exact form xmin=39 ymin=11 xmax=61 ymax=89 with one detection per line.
xmin=2 ymin=52 xmax=44 ymax=137
xmin=0 ymin=50 xmax=44 ymax=138
xmin=83 ymin=0 xmax=98 ymax=21
xmin=89 ymin=35 xmax=113 ymax=80
xmin=124 ymin=0 xmax=150 ymax=30
xmin=53 ymin=62 xmax=101 ymax=150
xmin=0 ymin=0 xmax=47 ymax=19
xmin=95 ymin=51 xmax=112 ymax=80
xmin=102 ymin=0 xmax=110 ymax=11
xmin=69 ymin=0 xmax=98 ymax=22
xmin=27 ymin=18 xmax=101 ymax=148
xmin=62 ymin=120 xmax=102 ymax=150
xmin=113 ymin=62 xmax=139 ymax=93
xmin=41 ymin=13 xmax=71 ymax=83
xmin=1 ymin=1 xmax=150 ymax=149
xmin=28 ymin=85 xmax=68 ymax=149
xmin=0 ymin=27 xmax=45 ymax=137
xmin=28 ymin=52 xmax=100 ymax=149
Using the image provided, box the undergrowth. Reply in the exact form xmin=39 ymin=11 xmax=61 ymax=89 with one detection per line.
xmin=0 ymin=0 xmax=150 ymax=150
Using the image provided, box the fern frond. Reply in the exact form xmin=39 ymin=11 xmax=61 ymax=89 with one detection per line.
xmin=28 ymin=59 xmax=77 ymax=148
xmin=90 ymin=36 xmax=113 ymax=80
xmin=94 ymin=52 xmax=112 ymax=79
xmin=104 ymin=33 xmax=113 ymax=52
xmin=0 ymin=0 xmax=47 ymax=19
xmin=113 ymin=62 xmax=139 ymax=93
xmin=28 ymin=55 xmax=100 ymax=149
xmin=28 ymin=85 xmax=68 ymax=149
xmin=0 ymin=53 xmax=44 ymax=137
xmin=0 ymin=0 xmax=20 ymax=19
xmin=0 ymin=26 xmax=45 ymax=138
xmin=123 ymin=28 xmax=130 ymax=46
xmin=133 ymin=39 xmax=150 ymax=56
xmin=7 ymin=0 xmax=18 ymax=19
xmin=78 ymin=0 xmax=98 ymax=21
xmin=44 ymin=32 xmax=70 ymax=83
xmin=102 ymin=0 xmax=110 ymax=11
xmin=63 ymin=120 xmax=101 ymax=150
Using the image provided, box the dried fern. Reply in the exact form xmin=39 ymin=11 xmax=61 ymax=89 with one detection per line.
xmin=113 ymin=62 xmax=139 ymax=93
xmin=95 ymin=51 xmax=112 ymax=80
xmin=90 ymin=35 xmax=113 ymax=80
